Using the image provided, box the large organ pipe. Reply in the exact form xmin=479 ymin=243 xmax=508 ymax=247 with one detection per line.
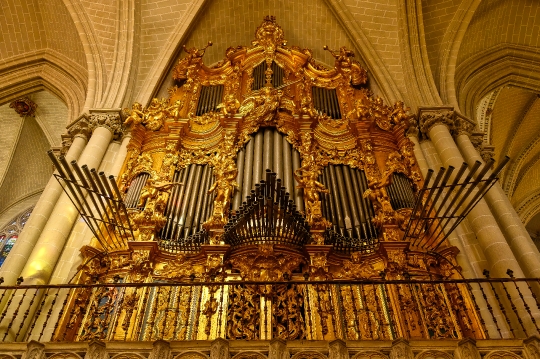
xmin=240 ymin=136 xmax=254 ymax=207
xmin=197 ymin=86 xmax=208 ymax=116
xmin=232 ymin=147 xmax=245 ymax=210
xmin=161 ymin=169 xmax=183 ymax=236
xmin=200 ymin=168 xmax=215 ymax=231
xmin=334 ymin=166 xmax=353 ymax=236
xmin=252 ymin=131 xmax=264 ymax=184
xmin=173 ymin=164 xmax=198 ymax=239
xmin=327 ymin=165 xmax=345 ymax=235
xmin=282 ymin=137 xmax=294 ymax=198
xmin=342 ymin=166 xmax=362 ymax=238
xmin=182 ymin=165 xmax=203 ymax=239
xmin=356 ymin=169 xmax=377 ymax=238
xmin=273 ymin=130 xmax=283 ymax=180
xmin=292 ymin=149 xmax=304 ymax=212
xmin=348 ymin=166 xmax=369 ymax=238
xmin=163 ymin=168 xmax=188 ymax=238
xmin=189 ymin=166 xmax=210 ymax=237
xmin=263 ymin=128 xmax=273 ymax=172
xmin=322 ymin=168 xmax=338 ymax=232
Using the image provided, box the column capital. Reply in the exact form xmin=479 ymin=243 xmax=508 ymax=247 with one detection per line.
xmin=89 ymin=109 xmax=124 ymax=139
xmin=453 ymin=112 xmax=476 ymax=137
xmin=66 ymin=113 xmax=92 ymax=140
xmin=417 ymin=106 xmax=455 ymax=137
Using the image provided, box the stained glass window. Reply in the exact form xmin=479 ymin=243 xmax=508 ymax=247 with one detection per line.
xmin=0 ymin=206 xmax=33 ymax=268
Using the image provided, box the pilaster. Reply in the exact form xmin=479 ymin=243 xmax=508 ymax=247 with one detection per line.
xmin=84 ymin=341 xmax=108 ymax=359
xmin=210 ymin=338 xmax=229 ymax=359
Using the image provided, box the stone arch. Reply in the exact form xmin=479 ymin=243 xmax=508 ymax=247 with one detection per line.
xmin=516 ymin=189 xmax=540 ymax=225
xmin=484 ymin=351 xmax=523 ymax=359
xmin=351 ymin=351 xmax=388 ymax=359
xmin=48 ymin=353 xmax=83 ymax=359
xmin=415 ymin=351 xmax=453 ymax=359
xmin=231 ymin=352 xmax=267 ymax=359
xmin=0 ymin=355 xmax=17 ymax=359
xmin=173 ymin=351 xmax=208 ymax=359
xmin=291 ymin=352 xmax=327 ymax=359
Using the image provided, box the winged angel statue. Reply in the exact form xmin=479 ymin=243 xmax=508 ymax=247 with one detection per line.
xmin=238 ymin=86 xmax=296 ymax=124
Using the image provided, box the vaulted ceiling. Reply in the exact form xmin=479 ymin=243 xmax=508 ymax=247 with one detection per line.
xmin=0 ymin=0 xmax=539 ymax=232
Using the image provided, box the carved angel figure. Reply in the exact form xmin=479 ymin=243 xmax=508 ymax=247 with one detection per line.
xmin=144 ymin=98 xmax=168 ymax=131
xmin=390 ymin=101 xmax=411 ymax=126
xmin=239 ymin=87 xmax=295 ymax=124
xmin=217 ymin=94 xmax=240 ymax=117
xmin=123 ymin=102 xmax=144 ymax=126
xmin=294 ymin=159 xmax=329 ymax=223
xmin=207 ymin=136 xmax=238 ymax=222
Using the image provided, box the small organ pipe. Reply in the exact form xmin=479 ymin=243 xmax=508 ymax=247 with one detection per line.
xmin=233 ymin=147 xmax=245 ymax=210
xmin=183 ymin=165 xmax=204 ymax=239
xmin=273 ymin=131 xmax=283 ymax=181
xmin=349 ymin=167 xmax=369 ymax=238
xmin=161 ymin=169 xmax=183 ymax=238
xmin=164 ymin=168 xmax=189 ymax=239
xmin=241 ymin=136 xmax=254 ymax=202
xmin=356 ymin=170 xmax=377 ymax=238
xmin=263 ymin=128 xmax=273 ymax=173
xmin=292 ymin=149 xmax=304 ymax=212
xmin=322 ymin=168 xmax=337 ymax=231
xmin=253 ymin=131 xmax=264 ymax=184
xmin=200 ymin=169 xmax=215 ymax=229
xmin=282 ymin=138 xmax=294 ymax=196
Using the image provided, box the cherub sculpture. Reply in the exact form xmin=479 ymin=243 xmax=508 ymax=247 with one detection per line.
xmin=123 ymin=102 xmax=144 ymax=127
xmin=217 ymin=94 xmax=240 ymax=117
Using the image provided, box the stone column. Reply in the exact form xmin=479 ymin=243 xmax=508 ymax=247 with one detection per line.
xmin=84 ymin=341 xmax=108 ymax=359
xmin=419 ymin=108 xmax=539 ymax=336
xmin=2 ymin=112 xmax=122 ymax=342
xmin=269 ymin=338 xmax=289 ymax=359
xmin=0 ymin=119 xmax=89 ymax=286
xmin=329 ymin=339 xmax=349 ymax=359
xmin=454 ymin=338 xmax=481 ymax=359
xmin=20 ymin=112 xmax=122 ymax=285
xmin=390 ymin=339 xmax=414 ymax=359
xmin=109 ymin=131 xmax=132 ymax=177
xmin=455 ymin=126 xmax=540 ymax=278
xmin=419 ymin=109 xmax=523 ymax=278
xmin=210 ymin=338 xmax=229 ymax=359
xmin=149 ymin=340 xmax=171 ymax=359
xmin=406 ymin=127 xmax=429 ymax=177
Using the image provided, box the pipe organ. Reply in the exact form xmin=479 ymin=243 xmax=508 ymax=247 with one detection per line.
xmin=56 ymin=16 xmax=487 ymax=342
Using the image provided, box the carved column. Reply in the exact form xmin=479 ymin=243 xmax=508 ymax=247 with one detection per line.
xmin=22 ymin=341 xmax=45 ymax=359
xmin=390 ymin=339 xmax=414 ymax=359
xmin=454 ymin=121 xmax=540 ymax=278
xmin=110 ymin=131 xmax=133 ymax=177
xmin=269 ymin=338 xmax=289 ymax=359
xmin=3 ymin=111 xmax=122 ymax=342
xmin=406 ymin=126 xmax=429 ymax=177
xmin=84 ymin=341 xmax=108 ymax=359
xmin=0 ymin=118 xmax=90 ymax=286
xmin=210 ymin=338 xmax=229 ymax=359
xmin=329 ymin=339 xmax=349 ymax=359
xmin=149 ymin=340 xmax=172 ymax=359
xmin=454 ymin=338 xmax=481 ymax=359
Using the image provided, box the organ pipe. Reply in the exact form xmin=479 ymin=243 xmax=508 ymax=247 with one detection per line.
xmin=320 ymin=165 xmax=377 ymax=241
xmin=311 ymin=87 xmax=342 ymax=119
xmin=387 ymin=172 xmax=416 ymax=210
xmin=196 ymin=85 xmax=224 ymax=116
xmin=124 ymin=173 xmax=150 ymax=208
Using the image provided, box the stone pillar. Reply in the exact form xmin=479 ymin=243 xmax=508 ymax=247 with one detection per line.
xmin=406 ymin=127 xmax=429 ymax=177
xmin=109 ymin=131 xmax=132 ymax=177
xmin=329 ymin=339 xmax=349 ymax=359
xmin=210 ymin=338 xmax=229 ymax=359
xmin=84 ymin=341 xmax=108 ymax=359
xmin=0 ymin=124 xmax=89 ymax=285
xmin=149 ymin=340 xmax=171 ymax=359
xmin=2 ymin=112 xmax=122 ymax=342
xmin=21 ymin=112 xmax=122 ymax=285
xmin=419 ymin=109 xmax=523 ymax=278
xmin=455 ymin=129 xmax=540 ymax=278
xmin=419 ymin=108 xmax=540 ymax=336
xmin=269 ymin=338 xmax=289 ymax=359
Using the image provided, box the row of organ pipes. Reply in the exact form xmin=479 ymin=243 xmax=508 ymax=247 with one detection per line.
xmin=123 ymin=130 xmax=422 ymax=248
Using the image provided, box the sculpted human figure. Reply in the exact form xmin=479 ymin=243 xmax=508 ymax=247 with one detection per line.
xmin=123 ymin=102 xmax=144 ymax=126
xmin=294 ymin=158 xmax=329 ymax=222
xmin=208 ymin=135 xmax=238 ymax=221
xmin=391 ymin=101 xmax=411 ymax=126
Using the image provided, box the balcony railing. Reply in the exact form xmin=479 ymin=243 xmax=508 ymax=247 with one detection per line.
xmin=0 ymin=276 xmax=539 ymax=342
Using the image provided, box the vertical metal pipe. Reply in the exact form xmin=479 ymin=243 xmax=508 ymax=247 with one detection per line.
xmin=205 ymin=86 xmax=212 ymax=114
xmin=263 ymin=128 xmax=273 ymax=173
xmin=190 ymin=165 xmax=210 ymax=236
xmin=328 ymin=165 xmax=346 ymax=235
xmin=312 ymin=87 xmax=319 ymax=112
xmin=318 ymin=174 xmax=328 ymax=220
xmin=357 ymin=169 xmax=377 ymax=238
xmin=164 ymin=168 xmax=189 ymax=239
xmin=197 ymin=87 xmax=207 ymax=116
xmin=242 ymin=136 xmax=255 ymax=202
xmin=252 ymin=130 xmax=264 ymax=185
xmin=322 ymin=168 xmax=337 ymax=230
xmin=173 ymin=164 xmax=197 ymax=239
xmin=233 ymin=147 xmax=245 ymax=210
xmin=292 ymin=149 xmax=304 ymax=212
xmin=201 ymin=169 xmax=215 ymax=228
xmin=161 ymin=169 xmax=183 ymax=239
xmin=282 ymin=138 xmax=294 ymax=196
xmin=349 ymin=167 xmax=368 ymax=238
xmin=273 ymin=130 xmax=283 ymax=180
xmin=133 ymin=174 xmax=149 ymax=208
xmin=183 ymin=165 xmax=204 ymax=238
xmin=335 ymin=165 xmax=353 ymax=236
xmin=342 ymin=166 xmax=362 ymax=238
